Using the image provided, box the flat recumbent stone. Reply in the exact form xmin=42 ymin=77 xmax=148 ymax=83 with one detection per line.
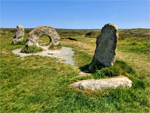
xmin=26 ymin=25 xmax=60 ymax=49
xmin=70 ymin=76 xmax=132 ymax=91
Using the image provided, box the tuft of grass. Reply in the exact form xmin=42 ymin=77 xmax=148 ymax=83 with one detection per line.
xmin=79 ymin=59 xmax=136 ymax=80
xmin=21 ymin=46 xmax=43 ymax=53
xmin=92 ymin=60 xmax=135 ymax=79
xmin=13 ymin=40 xmax=26 ymax=45
xmin=130 ymin=41 xmax=138 ymax=45
xmin=93 ymin=68 xmax=112 ymax=78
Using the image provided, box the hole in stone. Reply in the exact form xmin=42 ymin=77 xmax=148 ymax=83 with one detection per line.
xmin=38 ymin=35 xmax=51 ymax=47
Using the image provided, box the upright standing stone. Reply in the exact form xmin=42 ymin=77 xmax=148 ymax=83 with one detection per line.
xmin=92 ymin=23 xmax=118 ymax=67
xmin=12 ymin=25 xmax=24 ymax=44
xmin=26 ymin=25 xmax=60 ymax=49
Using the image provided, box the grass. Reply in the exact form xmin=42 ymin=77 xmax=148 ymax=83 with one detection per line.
xmin=38 ymin=35 xmax=50 ymax=46
xmin=21 ymin=46 xmax=43 ymax=53
xmin=0 ymin=28 xmax=150 ymax=112
xmin=93 ymin=60 xmax=135 ymax=78
xmin=13 ymin=40 xmax=26 ymax=45
xmin=118 ymin=41 xmax=150 ymax=54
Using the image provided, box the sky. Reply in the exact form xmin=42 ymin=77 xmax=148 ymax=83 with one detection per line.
xmin=0 ymin=0 xmax=150 ymax=29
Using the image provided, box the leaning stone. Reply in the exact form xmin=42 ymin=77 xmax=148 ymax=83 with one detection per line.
xmin=70 ymin=76 xmax=132 ymax=90
xmin=92 ymin=23 xmax=118 ymax=67
xmin=26 ymin=25 xmax=60 ymax=49
xmin=12 ymin=25 xmax=24 ymax=44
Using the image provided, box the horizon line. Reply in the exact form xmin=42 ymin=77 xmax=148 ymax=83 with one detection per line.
xmin=0 ymin=27 xmax=150 ymax=29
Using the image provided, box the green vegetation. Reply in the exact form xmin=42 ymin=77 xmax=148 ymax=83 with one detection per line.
xmin=93 ymin=60 xmax=135 ymax=78
xmin=119 ymin=28 xmax=150 ymax=39
xmin=0 ymin=28 xmax=150 ymax=112
xmin=119 ymin=42 xmax=150 ymax=54
xmin=21 ymin=46 xmax=43 ymax=53
xmin=38 ymin=35 xmax=50 ymax=46
xmin=13 ymin=40 xmax=26 ymax=45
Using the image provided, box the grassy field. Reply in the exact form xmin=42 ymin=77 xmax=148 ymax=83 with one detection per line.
xmin=0 ymin=28 xmax=150 ymax=112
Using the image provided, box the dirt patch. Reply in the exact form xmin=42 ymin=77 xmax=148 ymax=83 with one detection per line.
xmin=12 ymin=46 xmax=75 ymax=66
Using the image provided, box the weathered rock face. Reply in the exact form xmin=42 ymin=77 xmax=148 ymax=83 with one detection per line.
xmin=70 ymin=76 xmax=132 ymax=90
xmin=92 ymin=23 xmax=118 ymax=66
xmin=26 ymin=26 xmax=60 ymax=49
xmin=12 ymin=25 xmax=24 ymax=44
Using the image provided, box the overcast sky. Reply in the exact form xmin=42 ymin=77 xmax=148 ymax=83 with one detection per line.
xmin=1 ymin=0 xmax=150 ymax=29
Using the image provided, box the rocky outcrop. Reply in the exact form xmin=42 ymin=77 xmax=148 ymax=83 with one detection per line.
xmin=12 ymin=25 xmax=24 ymax=44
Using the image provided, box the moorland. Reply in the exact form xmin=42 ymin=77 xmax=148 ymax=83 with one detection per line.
xmin=0 ymin=28 xmax=150 ymax=112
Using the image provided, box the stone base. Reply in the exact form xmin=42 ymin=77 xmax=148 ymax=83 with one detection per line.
xmin=12 ymin=38 xmax=23 ymax=44
xmin=70 ymin=76 xmax=132 ymax=90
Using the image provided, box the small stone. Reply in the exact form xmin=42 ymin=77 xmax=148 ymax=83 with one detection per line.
xmin=26 ymin=25 xmax=60 ymax=49
xmin=70 ymin=76 xmax=132 ymax=90
xmin=92 ymin=23 xmax=118 ymax=66
xmin=12 ymin=25 xmax=24 ymax=44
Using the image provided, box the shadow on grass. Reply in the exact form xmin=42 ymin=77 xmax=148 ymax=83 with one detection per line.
xmin=79 ymin=60 xmax=136 ymax=78
xmin=79 ymin=61 xmax=104 ymax=73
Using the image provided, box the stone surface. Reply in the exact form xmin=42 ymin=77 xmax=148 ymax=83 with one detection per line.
xmin=70 ymin=76 xmax=132 ymax=90
xmin=92 ymin=23 xmax=118 ymax=66
xmin=12 ymin=46 xmax=74 ymax=66
xmin=26 ymin=25 xmax=60 ymax=49
xmin=12 ymin=25 xmax=24 ymax=44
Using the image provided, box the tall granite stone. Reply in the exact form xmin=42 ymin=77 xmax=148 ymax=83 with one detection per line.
xmin=92 ymin=23 xmax=118 ymax=67
xmin=26 ymin=25 xmax=60 ymax=48
xmin=12 ymin=25 xmax=24 ymax=44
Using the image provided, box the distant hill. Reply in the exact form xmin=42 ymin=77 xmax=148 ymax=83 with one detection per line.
xmin=0 ymin=28 xmax=150 ymax=39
